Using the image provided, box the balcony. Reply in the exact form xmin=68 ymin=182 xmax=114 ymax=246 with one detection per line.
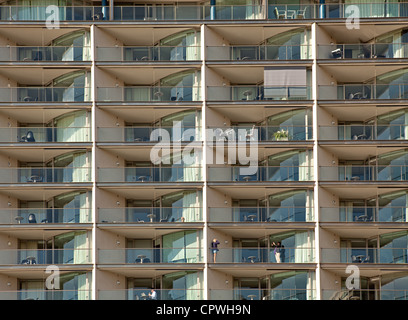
xmin=208 ymin=207 xmax=314 ymax=222
xmin=321 ymin=247 xmax=408 ymax=264
xmin=206 ymin=45 xmax=311 ymax=61
xmin=98 ymin=207 xmax=203 ymax=223
xmin=213 ymin=247 xmax=315 ymax=263
xmin=319 ymin=124 xmax=408 ymax=141
xmin=0 ymin=87 xmax=91 ymax=103
xmin=98 ymin=167 xmax=202 ymax=183
xmin=323 ymin=288 xmax=408 ymax=300
xmin=97 ymin=126 xmax=200 ymax=143
xmin=98 ymin=288 xmax=203 ymax=300
xmin=0 ymin=208 xmax=92 ymax=224
xmin=208 ymin=166 xmax=313 ymax=182
xmin=0 ymin=290 xmax=91 ymax=300
xmin=0 ymin=248 xmax=91 ymax=265
xmin=0 ymin=46 xmax=91 ymax=62
xmin=318 ymin=43 xmax=408 ymax=60
xmin=97 ymin=86 xmax=201 ymax=103
xmin=320 ymin=206 xmax=408 ymax=222
xmin=96 ymin=46 xmax=201 ymax=62
xmin=98 ymin=248 xmax=203 ymax=264
xmin=0 ymin=167 xmax=91 ymax=184
xmin=207 ymin=85 xmax=312 ymax=102
xmin=209 ymin=125 xmax=312 ymax=142
xmin=319 ymin=165 xmax=408 ymax=182
xmin=318 ymin=84 xmax=408 ymax=100
xmin=0 ymin=127 xmax=91 ymax=143
xmin=210 ymin=288 xmax=315 ymax=300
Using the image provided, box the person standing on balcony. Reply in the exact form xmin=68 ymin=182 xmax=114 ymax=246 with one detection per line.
xmin=149 ymin=289 xmax=157 ymax=300
xmin=272 ymin=241 xmax=285 ymax=263
xmin=211 ymin=238 xmax=220 ymax=263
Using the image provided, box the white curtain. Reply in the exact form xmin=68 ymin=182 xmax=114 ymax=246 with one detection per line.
xmin=306 ymin=191 xmax=314 ymax=222
xmin=56 ymin=111 xmax=89 ymax=142
xmin=79 ymin=192 xmax=89 ymax=223
xmin=405 ymin=192 xmax=408 ymax=222
xmin=185 ymin=232 xmax=199 ymax=263
xmin=185 ymin=273 xmax=201 ymax=300
xmin=299 ymin=151 xmax=312 ymax=181
xmin=345 ymin=0 xmax=384 ymax=18
xmin=185 ymin=33 xmax=197 ymax=61
xmin=306 ymin=272 xmax=315 ymax=300
xmin=73 ymin=232 xmax=88 ymax=264
xmin=72 ymin=153 xmax=89 ymax=182
xmin=183 ymin=151 xmax=201 ymax=182
xmin=294 ymin=232 xmax=310 ymax=263
xmin=182 ymin=192 xmax=198 ymax=222
xmin=76 ymin=273 xmax=88 ymax=300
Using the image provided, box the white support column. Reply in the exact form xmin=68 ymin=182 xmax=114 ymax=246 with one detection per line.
xmin=311 ymin=21 xmax=322 ymax=301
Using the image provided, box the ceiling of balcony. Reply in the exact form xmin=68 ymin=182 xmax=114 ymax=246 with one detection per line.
xmin=207 ymin=26 xmax=309 ymax=45
xmin=97 ymin=26 xmax=199 ymax=46
xmin=0 ymin=107 xmax=90 ymax=124
xmin=0 ymin=187 xmax=90 ymax=201
xmin=319 ymin=23 xmax=405 ymax=43
xmin=0 ymin=27 xmax=88 ymax=46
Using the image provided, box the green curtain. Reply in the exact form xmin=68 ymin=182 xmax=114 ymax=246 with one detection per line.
xmin=55 ymin=111 xmax=89 ymax=142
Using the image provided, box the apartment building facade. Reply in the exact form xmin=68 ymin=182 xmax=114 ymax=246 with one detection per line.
xmin=0 ymin=0 xmax=407 ymax=300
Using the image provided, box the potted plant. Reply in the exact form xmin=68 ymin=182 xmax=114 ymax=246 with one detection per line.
xmin=273 ymin=129 xmax=289 ymax=141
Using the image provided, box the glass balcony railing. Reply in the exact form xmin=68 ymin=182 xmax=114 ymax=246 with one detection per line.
xmin=1 ymin=4 xmax=408 ymax=22
xmin=206 ymin=45 xmax=311 ymax=61
xmin=323 ymin=289 xmax=408 ymax=300
xmin=0 ymin=208 xmax=92 ymax=224
xmin=97 ymin=126 xmax=200 ymax=143
xmin=207 ymin=86 xmax=312 ymax=101
xmin=319 ymin=125 xmax=408 ymax=141
xmin=98 ymin=167 xmax=202 ymax=183
xmin=214 ymin=247 xmax=315 ymax=263
xmin=0 ymin=87 xmax=91 ymax=102
xmin=208 ymin=207 xmax=314 ymax=222
xmin=319 ymin=84 xmax=408 ymax=100
xmin=97 ymin=86 xmax=201 ymax=102
xmin=321 ymin=247 xmax=408 ymax=264
xmin=98 ymin=207 xmax=203 ymax=223
xmin=320 ymin=207 xmax=408 ymax=222
xmin=319 ymin=165 xmax=408 ymax=182
xmin=208 ymin=125 xmax=313 ymax=142
xmin=0 ymin=127 xmax=91 ymax=143
xmin=0 ymin=167 xmax=91 ymax=183
xmin=0 ymin=248 xmax=91 ymax=265
xmin=0 ymin=46 xmax=91 ymax=62
xmin=96 ymin=46 xmax=201 ymax=62
xmin=98 ymin=248 xmax=203 ymax=264
xmin=112 ymin=5 xmax=264 ymax=21
xmin=208 ymin=166 xmax=313 ymax=182
xmin=318 ymin=43 xmax=408 ymax=59
xmin=0 ymin=290 xmax=91 ymax=300
xmin=210 ymin=288 xmax=316 ymax=300
xmin=98 ymin=289 xmax=203 ymax=300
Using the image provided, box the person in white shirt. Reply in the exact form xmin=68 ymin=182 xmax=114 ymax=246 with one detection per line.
xmin=149 ymin=289 xmax=157 ymax=300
